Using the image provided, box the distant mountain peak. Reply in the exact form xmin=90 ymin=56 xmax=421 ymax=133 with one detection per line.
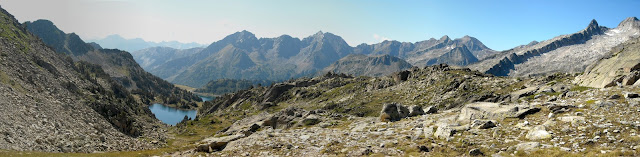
xmin=440 ymin=35 xmax=451 ymax=41
xmin=588 ymin=19 xmax=599 ymax=27
xmin=233 ymin=30 xmax=256 ymax=38
xmin=584 ymin=19 xmax=604 ymax=34
xmin=618 ymin=16 xmax=640 ymax=28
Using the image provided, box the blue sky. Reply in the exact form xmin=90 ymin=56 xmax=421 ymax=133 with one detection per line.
xmin=1 ymin=0 xmax=639 ymax=50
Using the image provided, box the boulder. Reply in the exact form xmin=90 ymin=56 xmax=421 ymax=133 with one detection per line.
xmin=423 ymin=126 xmax=435 ymax=138
xmin=609 ymin=94 xmax=622 ymax=99
xmin=526 ymin=126 xmax=552 ymax=140
xmin=393 ymin=70 xmax=411 ymax=82
xmin=458 ymin=102 xmax=540 ymax=123
xmin=557 ymin=116 xmax=586 ymax=124
xmin=624 ymin=92 xmax=640 ymax=99
xmin=510 ymin=87 xmax=539 ymax=101
xmin=469 ymin=148 xmax=483 ymax=156
xmin=537 ymin=87 xmax=555 ymax=94
xmin=595 ymin=101 xmax=615 ymax=108
xmin=513 ymin=142 xmax=540 ymax=151
xmin=223 ymin=112 xmax=270 ymax=135
xmin=408 ymin=105 xmax=425 ymax=117
xmin=425 ymin=106 xmax=438 ymax=114
xmin=301 ymin=114 xmax=321 ymax=126
xmin=380 ymin=103 xmax=410 ymax=122
xmin=471 ymin=120 xmax=497 ymax=129
xmin=434 ymin=126 xmax=456 ymax=139
xmin=196 ymin=134 xmax=245 ymax=152
xmin=418 ymin=145 xmax=430 ymax=152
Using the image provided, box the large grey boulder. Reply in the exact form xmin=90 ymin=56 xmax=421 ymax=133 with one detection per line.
xmin=196 ymin=134 xmax=245 ymax=152
xmin=458 ymin=102 xmax=540 ymax=123
xmin=434 ymin=126 xmax=456 ymax=139
xmin=525 ymin=126 xmax=552 ymax=140
xmin=380 ymin=103 xmax=410 ymax=122
xmin=408 ymin=105 xmax=425 ymax=116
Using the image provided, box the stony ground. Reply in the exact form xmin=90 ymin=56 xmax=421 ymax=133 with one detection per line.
xmin=165 ymin=84 xmax=640 ymax=156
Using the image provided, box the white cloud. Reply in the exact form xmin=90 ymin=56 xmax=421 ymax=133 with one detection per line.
xmin=372 ymin=34 xmax=391 ymax=44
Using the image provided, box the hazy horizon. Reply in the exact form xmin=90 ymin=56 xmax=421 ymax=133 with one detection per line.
xmin=1 ymin=0 xmax=639 ymax=51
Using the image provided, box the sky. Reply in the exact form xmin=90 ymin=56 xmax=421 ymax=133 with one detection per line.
xmin=1 ymin=0 xmax=639 ymax=51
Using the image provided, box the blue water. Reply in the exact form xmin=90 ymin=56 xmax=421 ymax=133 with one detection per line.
xmin=149 ymin=104 xmax=197 ymax=125
xmin=200 ymin=96 xmax=214 ymax=102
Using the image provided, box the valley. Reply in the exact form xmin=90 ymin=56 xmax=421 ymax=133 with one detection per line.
xmin=0 ymin=1 xmax=639 ymax=157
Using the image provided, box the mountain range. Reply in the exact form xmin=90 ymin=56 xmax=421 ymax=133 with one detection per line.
xmin=134 ymin=31 xmax=494 ymax=88
xmin=471 ymin=18 xmax=640 ymax=77
xmin=87 ymin=34 xmax=205 ymax=52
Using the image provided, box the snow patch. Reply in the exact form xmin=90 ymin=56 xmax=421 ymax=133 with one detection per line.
xmin=447 ymin=45 xmax=455 ymax=49
xmin=611 ymin=29 xmax=622 ymax=33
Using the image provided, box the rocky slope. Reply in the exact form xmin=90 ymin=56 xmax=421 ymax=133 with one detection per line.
xmin=24 ymin=20 xmax=201 ymax=107
xmin=472 ymin=17 xmax=640 ymax=77
xmin=319 ymin=54 xmax=414 ymax=77
xmin=166 ymin=61 xmax=640 ymax=156
xmin=0 ymin=7 xmax=165 ymax=153
xmin=576 ymin=36 xmax=640 ymax=88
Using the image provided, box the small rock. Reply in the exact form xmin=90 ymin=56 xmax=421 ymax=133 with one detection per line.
xmin=300 ymin=135 xmax=310 ymax=141
xmin=469 ymin=148 xmax=483 ymax=156
xmin=625 ymin=92 xmax=640 ymax=99
xmin=361 ymin=149 xmax=373 ymax=155
xmin=418 ymin=145 xmax=430 ymax=152
xmin=548 ymin=96 xmax=558 ymax=101
xmin=609 ymin=94 xmax=622 ymax=99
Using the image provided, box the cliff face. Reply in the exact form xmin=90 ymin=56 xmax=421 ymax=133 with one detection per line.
xmin=0 ymin=7 xmax=165 ymax=152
